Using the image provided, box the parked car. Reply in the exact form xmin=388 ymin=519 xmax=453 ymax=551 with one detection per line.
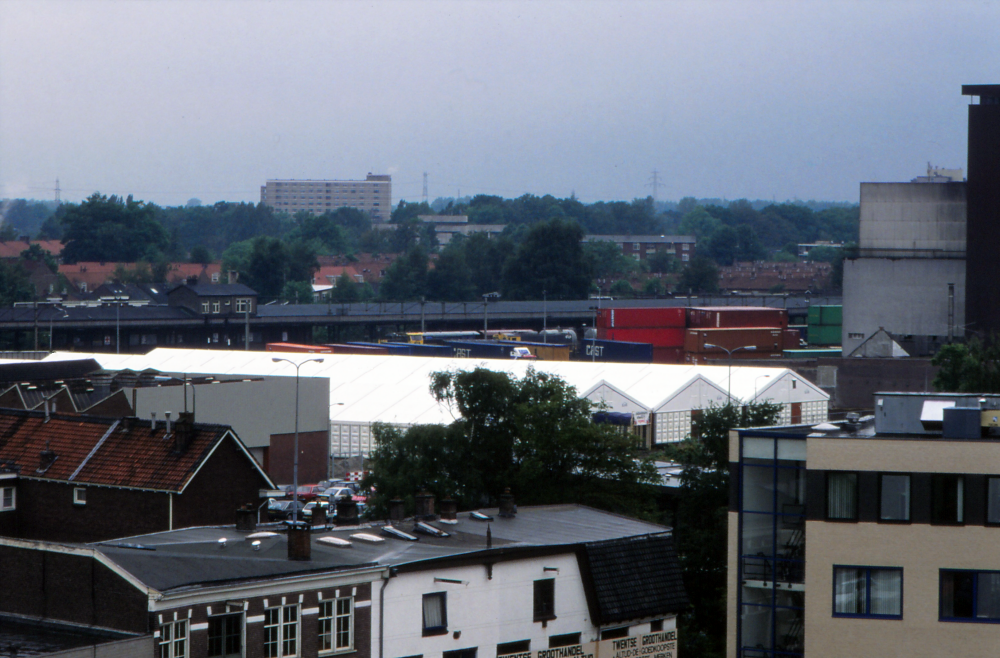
xmin=322 ymin=486 xmax=354 ymax=502
xmin=266 ymin=499 xmax=306 ymax=521
xmin=302 ymin=500 xmax=331 ymax=522
xmin=295 ymin=484 xmax=326 ymax=502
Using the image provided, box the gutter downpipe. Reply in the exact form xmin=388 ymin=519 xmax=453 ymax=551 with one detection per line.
xmin=379 ymin=569 xmax=394 ymax=658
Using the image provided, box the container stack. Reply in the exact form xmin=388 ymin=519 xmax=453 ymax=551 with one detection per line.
xmin=807 ymin=305 xmax=842 ymax=347
xmin=683 ymin=306 xmax=791 ymax=364
xmin=596 ymin=308 xmax=687 ymax=363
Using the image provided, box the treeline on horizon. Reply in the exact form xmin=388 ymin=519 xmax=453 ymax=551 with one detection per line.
xmin=0 ymin=193 xmax=858 ymax=304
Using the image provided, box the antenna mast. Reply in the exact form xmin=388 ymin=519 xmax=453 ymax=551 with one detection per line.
xmin=422 ymin=172 xmax=428 ymax=204
xmin=54 ymin=178 xmax=61 ymax=204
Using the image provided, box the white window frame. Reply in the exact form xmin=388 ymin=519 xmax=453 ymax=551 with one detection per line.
xmin=159 ymin=619 xmax=189 ymax=658
xmin=1 ymin=486 xmax=15 ymax=511
xmin=236 ymin=298 xmax=251 ymax=313
xmin=73 ymin=487 xmax=86 ymax=506
xmin=201 ymin=301 xmax=210 ymax=313
xmin=212 ymin=301 xmax=221 ymax=314
xmin=319 ymin=597 xmax=353 ymax=654
xmin=265 ymin=604 xmax=300 ymax=658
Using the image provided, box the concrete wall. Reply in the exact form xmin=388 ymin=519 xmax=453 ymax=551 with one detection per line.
xmin=131 ymin=376 xmax=330 ymax=451
xmin=858 ymin=182 xmax=966 ymax=253
xmin=842 ymin=258 xmax=965 ymax=355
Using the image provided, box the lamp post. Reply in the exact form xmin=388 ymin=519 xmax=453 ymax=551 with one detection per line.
xmin=704 ymin=343 xmax=756 ymax=404
xmin=753 ymin=374 xmax=772 ymax=403
xmin=482 ymin=292 xmax=500 ymax=336
xmin=48 ymin=307 xmax=68 ymax=352
xmin=272 ymin=356 xmax=325 ymax=524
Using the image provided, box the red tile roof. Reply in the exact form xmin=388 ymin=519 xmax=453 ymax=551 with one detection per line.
xmin=0 ymin=410 xmax=268 ymax=492
xmin=0 ymin=240 xmax=64 ymax=259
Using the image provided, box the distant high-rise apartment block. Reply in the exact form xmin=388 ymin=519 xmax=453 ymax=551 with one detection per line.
xmin=260 ymin=173 xmax=391 ymax=222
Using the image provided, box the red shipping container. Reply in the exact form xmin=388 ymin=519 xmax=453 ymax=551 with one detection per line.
xmin=603 ymin=307 xmax=686 ymax=329
xmin=684 ymin=327 xmax=785 ymax=354
xmin=783 ymin=329 xmax=802 ymax=350
xmin=606 ymin=327 xmax=686 ymax=347
xmin=686 ymin=306 xmax=788 ymax=330
xmin=652 ymin=346 xmax=684 ymax=364
xmin=266 ymin=343 xmax=333 ymax=353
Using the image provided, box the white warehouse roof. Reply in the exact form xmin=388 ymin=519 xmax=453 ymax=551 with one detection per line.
xmin=43 ymin=348 xmax=828 ymax=427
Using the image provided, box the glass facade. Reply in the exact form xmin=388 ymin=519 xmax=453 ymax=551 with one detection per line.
xmin=738 ymin=436 xmax=806 ymax=658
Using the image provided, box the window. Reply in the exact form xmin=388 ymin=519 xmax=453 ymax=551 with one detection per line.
xmin=443 ymin=650 xmax=477 ymax=658
xmin=236 ymin=298 xmax=251 ymax=313
xmin=548 ymin=633 xmax=581 ymax=648
xmin=208 ymin=613 xmax=242 ymax=657
xmin=879 ymin=474 xmax=910 ymax=521
xmin=833 ymin=567 xmax=903 ymax=618
xmin=0 ymin=486 xmax=14 ymax=511
xmin=600 ymin=627 xmax=629 ymax=640
xmin=940 ymin=570 xmax=1000 ymax=621
xmin=533 ymin=579 xmax=555 ymax=621
xmin=73 ymin=487 xmax=86 ymax=506
xmin=211 ymin=272 xmax=220 ymax=283
xmin=265 ymin=604 xmax=299 ymax=657
xmin=496 ymin=641 xmax=530 ymax=656
xmin=827 ymin=472 xmax=858 ymax=520
xmin=159 ymin=619 xmax=189 ymax=658
xmin=649 ymin=619 xmax=664 ymax=632
xmin=422 ymin=592 xmax=447 ymax=636
xmin=201 ymin=301 xmax=210 ymax=313
xmin=212 ymin=301 xmax=221 ymax=313
xmin=987 ymin=477 xmax=1000 ymax=524
xmin=932 ymin=474 xmax=965 ymax=524
xmin=319 ymin=597 xmax=352 ymax=653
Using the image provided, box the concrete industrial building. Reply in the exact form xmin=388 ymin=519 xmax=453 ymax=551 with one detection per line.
xmin=260 ymin=174 xmax=392 ymax=222
xmin=728 ymin=392 xmax=1000 ymax=657
xmin=841 ymin=181 xmax=966 ymax=356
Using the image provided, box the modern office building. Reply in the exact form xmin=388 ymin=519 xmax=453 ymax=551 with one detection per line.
xmin=260 ymin=174 xmax=392 ymax=222
xmin=728 ymin=392 xmax=1000 ymax=657
xmin=962 ymin=85 xmax=1000 ymax=338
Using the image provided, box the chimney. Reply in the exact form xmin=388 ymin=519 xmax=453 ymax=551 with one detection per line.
xmin=287 ymin=523 xmax=312 ymax=561
xmin=311 ymin=503 xmax=327 ymax=527
xmin=439 ymin=497 xmax=457 ymax=521
xmin=172 ymin=411 xmax=196 ymax=455
xmin=236 ymin=504 xmax=256 ymax=533
xmin=43 ymin=399 xmax=50 ymax=423
xmin=150 ymin=411 xmax=157 ymax=431
xmin=415 ymin=490 xmax=436 ymax=520
xmin=498 ymin=488 xmax=516 ymax=518
xmin=388 ymin=498 xmax=405 ymax=522
xmin=228 ymin=270 xmax=238 ymax=284
xmin=186 ymin=277 xmax=199 ymax=286
xmin=164 ymin=411 xmax=172 ymax=435
xmin=335 ymin=497 xmax=359 ymax=526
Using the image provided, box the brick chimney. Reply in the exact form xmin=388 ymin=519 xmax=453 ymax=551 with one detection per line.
xmin=335 ymin=497 xmax=359 ymax=526
xmin=389 ymin=498 xmax=405 ymax=522
xmin=236 ymin=504 xmax=256 ymax=533
xmin=287 ymin=523 xmax=311 ymax=561
xmin=415 ymin=490 xmax=436 ymax=520
xmin=171 ymin=412 xmax=196 ymax=455
xmin=498 ymin=488 xmax=516 ymax=518
xmin=439 ymin=497 xmax=457 ymax=521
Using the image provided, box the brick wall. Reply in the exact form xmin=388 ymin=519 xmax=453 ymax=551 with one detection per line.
xmin=268 ymin=430 xmax=330 ymax=484
xmin=153 ymin=581 xmax=373 ymax=658
xmin=173 ymin=435 xmax=272 ymax=529
xmin=0 ymin=544 xmax=148 ymax=633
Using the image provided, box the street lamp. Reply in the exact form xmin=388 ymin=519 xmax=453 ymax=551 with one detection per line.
xmin=272 ymin=356 xmax=325 ymax=524
xmin=753 ymin=374 xmax=772 ymax=402
xmin=48 ymin=307 xmax=68 ymax=352
xmin=482 ymin=292 xmax=500 ymax=335
xmin=703 ymin=343 xmax=756 ymax=404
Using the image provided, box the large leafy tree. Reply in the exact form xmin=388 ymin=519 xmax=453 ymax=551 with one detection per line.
xmin=60 ymin=193 xmax=170 ymax=264
xmin=0 ymin=261 xmax=36 ymax=305
xmin=501 ymin=218 xmax=592 ymax=300
xmin=932 ymin=338 xmax=1000 ymax=392
xmin=678 ymin=255 xmax=719 ymax=293
xmin=364 ymin=367 xmax=657 ymax=517
xmin=427 ymin=242 xmax=475 ymax=301
xmin=378 ymin=245 xmax=429 ymax=301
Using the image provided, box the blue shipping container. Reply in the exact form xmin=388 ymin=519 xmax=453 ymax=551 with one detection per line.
xmin=442 ymin=340 xmax=517 ymax=359
xmin=578 ymin=339 xmax=653 ymax=363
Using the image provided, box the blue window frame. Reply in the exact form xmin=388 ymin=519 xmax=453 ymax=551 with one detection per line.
xmin=940 ymin=569 xmax=1000 ymax=622
xmin=832 ymin=566 xmax=903 ymax=619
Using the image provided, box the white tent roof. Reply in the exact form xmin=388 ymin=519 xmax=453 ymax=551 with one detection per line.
xmin=43 ymin=348 xmax=829 ymax=425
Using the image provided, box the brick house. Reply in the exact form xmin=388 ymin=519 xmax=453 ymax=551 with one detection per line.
xmin=0 ymin=408 xmax=273 ymax=542
xmin=0 ymin=502 xmax=687 ymax=658
xmin=167 ymin=282 xmax=258 ymax=317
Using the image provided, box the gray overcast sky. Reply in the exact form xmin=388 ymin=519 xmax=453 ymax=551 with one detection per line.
xmin=0 ymin=0 xmax=995 ymax=207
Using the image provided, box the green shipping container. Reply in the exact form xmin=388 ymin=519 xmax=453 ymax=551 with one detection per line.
xmin=807 ymin=305 xmax=843 ymax=327
xmin=783 ymin=348 xmax=842 ymax=358
xmin=808 ymin=324 xmax=841 ymax=346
